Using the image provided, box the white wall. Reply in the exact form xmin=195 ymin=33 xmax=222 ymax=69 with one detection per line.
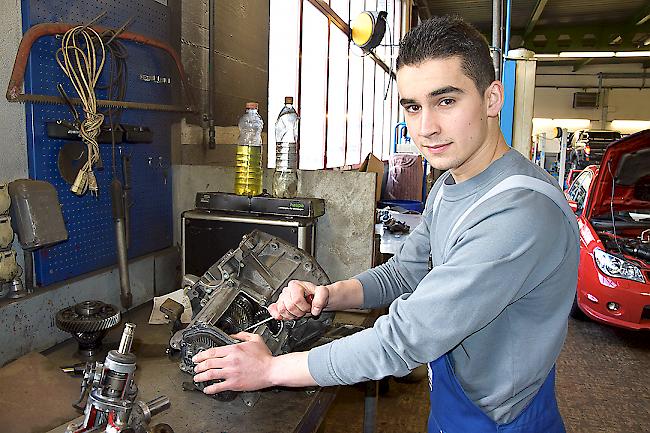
xmin=534 ymin=63 xmax=650 ymax=132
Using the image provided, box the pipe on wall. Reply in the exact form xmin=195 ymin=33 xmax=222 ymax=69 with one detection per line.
xmin=503 ymin=0 xmax=512 ymax=79
xmin=492 ymin=0 xmax=502 ymax=78
xmin=207 ymin=0 xmax=216 ymax=150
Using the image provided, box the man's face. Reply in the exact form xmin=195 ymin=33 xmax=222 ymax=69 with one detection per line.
xmin=397 ymin=57 xmax=491 ymax=172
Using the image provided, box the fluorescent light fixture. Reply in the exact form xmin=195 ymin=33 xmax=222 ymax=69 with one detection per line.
xmin=533 ymin=118 xmax=591 ymax=135
xmin=559 ymin=51 xmax=615 ymax=58
xmin=615 ymin=51 xmax=650 ymax=57
xmin=611 ymin=120 xmax=650 ymax=133
xmin=535 ymin=51 xmax=650 ymax=59
xmin=637 ymin=13 xmax=650 ymax=26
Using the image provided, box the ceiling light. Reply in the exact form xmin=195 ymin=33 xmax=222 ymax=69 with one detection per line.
xmin=559 ymin=51 xmax=615 ymax=58
xmin=636 ymin=13 xmax=650 ymax=26
xmin=614 ymin=51 xmax=650 ymax=57
xmin=534 ymin=51 xmax=650 ymax=60
xmin=611 ymin=120 xmax=650 ymax=133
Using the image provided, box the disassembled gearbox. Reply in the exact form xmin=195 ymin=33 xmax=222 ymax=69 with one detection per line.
xmin=169 ymin=230 xmax=333 ymax=400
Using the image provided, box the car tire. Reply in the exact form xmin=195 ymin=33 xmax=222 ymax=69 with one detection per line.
xmin=569 ymin=292 xmax=587 ymax=320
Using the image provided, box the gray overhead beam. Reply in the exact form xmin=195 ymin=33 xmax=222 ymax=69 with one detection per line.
xmin=633 ymin=2 xmax=650 ymax=26
xmin=609 ymin=3 xmax=650 ymax=44
xmin=572 ymin=58 xmax=594 ymax=73
xmin=524 ymin=0 xmax=549 ymax=37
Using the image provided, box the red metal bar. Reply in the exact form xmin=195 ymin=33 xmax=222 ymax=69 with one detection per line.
xmin=7 ymin=22 xmax=195 ymax=110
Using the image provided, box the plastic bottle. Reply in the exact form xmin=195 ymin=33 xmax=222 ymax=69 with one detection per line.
xmin=272 ymin=96 xmax=299 ymax=198
xmin=234 ymin=102 xmax=264 ymax=196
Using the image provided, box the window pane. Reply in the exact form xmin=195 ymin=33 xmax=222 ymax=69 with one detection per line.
xmin=395 ymin=0 xmax=402 ymax=41
xmin=373 ymin=68 xmax=385 ymax=159
xmin=330 ymin=0 xmax=350 ymax=23
xmin=326 ymin=25 xmax=349 ymax=168
xmin=372 ymin=2 xmax=388 ymax=159
xmin=268 ymin=0 xmax=405 ymax=169
xmin=383 ymin=75 xmax=393 ymax=159
xmin=346 ymin=51 xmax=363 ymax=166
xmin=366 ymin=0 xmax=378 ymax=10
xmin=383 ymin=0 xmax=397 ymax=159
xmin=361 ymin=57 xmax=375 ymax=161
xmin=300 ymin=1 xmax=329 ymax=169
xmin=346 ymin=0 xmax=366 ymax=165
xmin=268 ymin=0 xmax=300 ymax=168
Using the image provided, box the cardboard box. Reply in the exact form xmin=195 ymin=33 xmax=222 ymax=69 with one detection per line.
xmin=359 ymin=153 xmax=385 ymax=202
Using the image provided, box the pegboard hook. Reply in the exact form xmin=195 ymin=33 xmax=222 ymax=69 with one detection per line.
xmin=81 ymin=10 xmax=108 ymax=31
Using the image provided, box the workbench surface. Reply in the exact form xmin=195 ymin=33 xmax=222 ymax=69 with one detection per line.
xmin=42 ymin=301 xmax=341 ymax=433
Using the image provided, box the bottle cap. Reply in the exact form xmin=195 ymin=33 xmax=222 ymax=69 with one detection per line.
xmin=284 ymin=96 xmax=294 ymax=105
xmin=245 ymin=102 xmax=259 ymax=110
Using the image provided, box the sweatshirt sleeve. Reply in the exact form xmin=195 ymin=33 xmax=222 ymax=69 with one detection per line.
xmin=354 ymin=182 xmax=444 ymax=309
xmin=308 ymin=190 xmax=577 ymax=386
xmin=355 ymin=211 xmax=433 ymax=309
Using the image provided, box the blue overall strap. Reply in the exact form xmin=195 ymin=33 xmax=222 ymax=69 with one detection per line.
xmin=448 ymin=174 xmax=579 ymax=241
xmin=426 ymin=174 xmax=573 ymax=433
xmin=428 ymin=356 xmax=566 ymax=433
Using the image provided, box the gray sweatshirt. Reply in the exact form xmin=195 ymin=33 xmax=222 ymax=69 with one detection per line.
xmin=307 ymin=149 xmax=579 ymax=424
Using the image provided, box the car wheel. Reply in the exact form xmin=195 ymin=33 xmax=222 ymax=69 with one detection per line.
xmin=569 ymin=292 xmax=587 ymax=320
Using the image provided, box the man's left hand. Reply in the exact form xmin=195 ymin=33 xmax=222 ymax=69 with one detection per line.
xmin=193 ymin=332 xmax=273 ymax=394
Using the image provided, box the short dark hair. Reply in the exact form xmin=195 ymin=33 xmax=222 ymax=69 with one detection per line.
xmin=396 ymin=16 xmax=495 ymax=94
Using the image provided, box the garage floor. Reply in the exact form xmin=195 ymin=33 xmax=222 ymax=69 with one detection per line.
xmin=318 ymin=317 xmax=650 ymax=433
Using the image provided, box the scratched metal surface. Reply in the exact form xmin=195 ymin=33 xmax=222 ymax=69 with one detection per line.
xmin=43 ymin=302 xmax=338 ymax=433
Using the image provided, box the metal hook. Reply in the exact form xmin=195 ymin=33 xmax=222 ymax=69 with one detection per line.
xmin=80 ymin=10 xmax=108 ymax=31
xmin=105 ymin=16 xmax=135 ymax=46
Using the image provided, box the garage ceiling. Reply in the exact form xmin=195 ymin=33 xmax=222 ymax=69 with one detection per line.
xmin=413 ymin=0 xmax=650 ymax=67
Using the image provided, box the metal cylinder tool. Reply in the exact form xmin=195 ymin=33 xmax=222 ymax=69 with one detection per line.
xmin=112 ymin=179 xmax=132 ymax=309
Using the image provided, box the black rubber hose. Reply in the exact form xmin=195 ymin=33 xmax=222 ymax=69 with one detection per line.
xmin=23 ymin=250 xmax=34 ymax=293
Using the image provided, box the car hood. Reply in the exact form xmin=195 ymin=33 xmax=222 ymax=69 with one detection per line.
xmin=585 ymin=129 xmax=650 ymax=218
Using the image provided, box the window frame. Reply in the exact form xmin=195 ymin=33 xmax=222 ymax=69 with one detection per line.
xmin=268 ymin=0 xmax=410 ymax=170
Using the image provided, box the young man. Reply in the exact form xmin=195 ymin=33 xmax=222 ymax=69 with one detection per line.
xmin=193 ymin=16 xmax=579 ymax=432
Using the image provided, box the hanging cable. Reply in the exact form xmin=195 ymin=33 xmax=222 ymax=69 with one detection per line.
xmin=98 ymin=25 xmax=129 ymax=178
xmin=383 ymin=19 xmax=394 ymax=101
xmin=56 ymin=26 xmax=106 ymax=196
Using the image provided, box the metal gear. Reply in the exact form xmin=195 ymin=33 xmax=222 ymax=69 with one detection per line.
xmin=252 ymin=309 xmax=281 ymax=335
xmin=56 ymin=301 xmax=121 ymax=359
xmin=216 ymin=295 xmax=254 ymax=334
xmin=179 ymin=327 xmax=237 ymax=402
xmin=56 ymin=300 xmax=121 ymax=333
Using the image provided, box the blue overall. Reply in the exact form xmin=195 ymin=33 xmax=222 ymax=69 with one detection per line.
xmin=427 ymin=355 xmax=565 ymax=433
xmin=425 ymin=175 xmax=575 ymax=433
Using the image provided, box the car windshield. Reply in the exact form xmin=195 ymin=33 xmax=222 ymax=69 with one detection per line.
xmin=629 ymin=210 xmax=650 ymax=221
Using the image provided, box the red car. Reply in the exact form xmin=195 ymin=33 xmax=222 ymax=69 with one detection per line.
xmin=565 ymin=129 xmax=650 ymax=330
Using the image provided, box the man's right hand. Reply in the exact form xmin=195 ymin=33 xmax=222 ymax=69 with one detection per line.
xmin=268 ymin=280 xmax=330 ymax=320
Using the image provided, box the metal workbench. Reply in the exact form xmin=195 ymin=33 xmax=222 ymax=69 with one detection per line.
xmin=42 ymin=301 xmax=343 ymax=433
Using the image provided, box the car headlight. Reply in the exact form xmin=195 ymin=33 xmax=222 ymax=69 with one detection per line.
xmin=593 ymin=248 xmax=645 ymax=283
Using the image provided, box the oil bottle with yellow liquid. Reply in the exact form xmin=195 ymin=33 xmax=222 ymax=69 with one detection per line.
xmin=234 ymin=102 xmax=264 ymax=196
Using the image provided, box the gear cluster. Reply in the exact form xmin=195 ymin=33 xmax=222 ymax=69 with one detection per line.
xmin=55 ymin=300 xmax=121 ymax=358
xmin=216 ymin=295 xmax=254 ymax=334
xmin=56 ymin=300 xmax=121 ymax=333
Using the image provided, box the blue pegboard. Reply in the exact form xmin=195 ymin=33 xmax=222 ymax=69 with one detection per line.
xmin=21 ymin=0 xmax=178 ymax=286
